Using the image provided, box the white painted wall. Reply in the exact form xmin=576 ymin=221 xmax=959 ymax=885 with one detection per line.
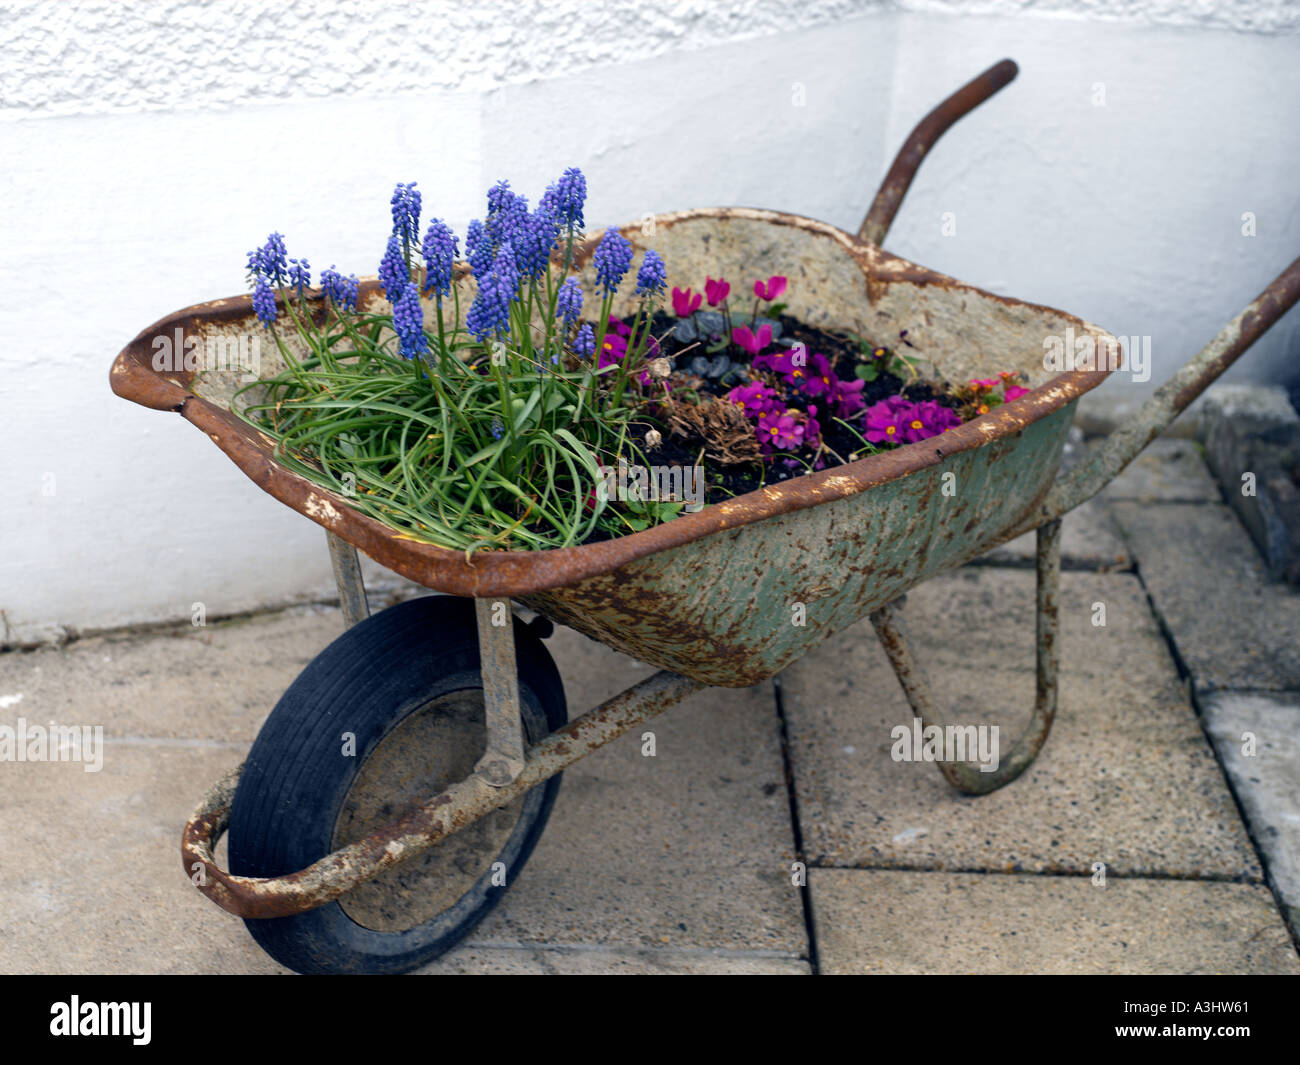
xmin=2 ymin=0 xmax=1298 ymax=643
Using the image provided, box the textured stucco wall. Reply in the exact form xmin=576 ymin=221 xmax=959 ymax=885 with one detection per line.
xmin=4 ymin=0 xmax=1298 ymax=118
xmin=2 ymin=0 xmax=1299 ymax=643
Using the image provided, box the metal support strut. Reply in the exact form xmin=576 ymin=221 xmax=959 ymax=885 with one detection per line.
xmin=473 ymin=598 xmax=526 ymax=787
xmin=870 ymin=518 xmax=1062 ymax=795
xmin=326 ymin=532 xmax=370 ymax=628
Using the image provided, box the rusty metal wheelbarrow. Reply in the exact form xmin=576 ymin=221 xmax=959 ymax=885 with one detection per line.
xmin=110 ymin=59 xmax=1300 ymax=974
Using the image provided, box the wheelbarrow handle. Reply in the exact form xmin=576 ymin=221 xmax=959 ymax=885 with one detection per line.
xmin=858 ymin=58 xmax=1019 ymax=247
xmin=1025 ymin=252 xmax=1300 ymax=529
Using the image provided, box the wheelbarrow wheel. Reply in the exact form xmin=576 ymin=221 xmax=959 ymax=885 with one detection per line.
xmin=227 ymin=595 xmax=565 ymax=975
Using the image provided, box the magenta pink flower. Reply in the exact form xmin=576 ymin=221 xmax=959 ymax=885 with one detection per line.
xmin=733 ymin=323 xmax=773 ymax=355
xmin=804 ymin=404 xmax=823 ymax=449
xmin=758 ymin=409 xmax=804 ymax=451
xmin=752 ymin=346 xmax=810 ymax=387
xmin=830 ymin=376 xmax=867 ymax=418
xmin=1003 ymin=384 xmax=1029 ymax=402
xmin=969 ymin=378 xmax=997 ymax=392
xmin=671 ymin=286 xmax=702 ymax=318
xmin=726 ymin=380 xmax=781 ymax=419
xmin=753 ymin=276 xmax=788 ymax=302
xmin=900 ymin=400 xmax=962 ymax=443
xmin=799 ymin=352 xmax=835 ymax=398
xmin=863 ymin=396 xmax=915 ymax=445
xmin=705 ymin=277 xmax=731 ymax=306
xmin=597 ymin=330 xmax=628 ymax=370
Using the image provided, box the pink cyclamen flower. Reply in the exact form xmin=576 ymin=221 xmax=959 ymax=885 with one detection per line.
xmin=1003 ymin=385 xmax=1029 ymax=402
xmin=705 ymin=277 xmax=731 ymax=306
xmin=726 ymin=380 xmax=781 ymax=420
xmin=863 ymin=395 xmax=916 ymax=444
xmin=753 ymin=276 xmax=788 ymax=302
xmin=671 ymin=286 xmax=702 ymax=318
xmin=733 ymin=323 xmax=773 ymax=355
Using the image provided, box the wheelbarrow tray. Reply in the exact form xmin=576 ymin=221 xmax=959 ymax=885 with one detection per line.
xmin=111 ymin=207 xmax=1115 ymax=686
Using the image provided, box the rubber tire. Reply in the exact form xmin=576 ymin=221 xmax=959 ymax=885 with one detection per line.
xmin=227 ymin=596 xmax=566 ymax=975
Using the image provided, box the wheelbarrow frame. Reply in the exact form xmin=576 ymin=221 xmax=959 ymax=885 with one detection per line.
xmin=165 ymin=60 xmax=1300 ymax=920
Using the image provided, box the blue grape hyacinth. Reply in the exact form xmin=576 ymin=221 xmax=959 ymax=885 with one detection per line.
xmin=466 ymin=241 xmax=518 ymax=341
xmin=379 ymin=236 xmax=409 ymax=301
xmin=634 ymin=249 xmax=666 ymax=298
xmin=288 ymin=257 xmax=311 ymax=295
xmin=252 ymin=278 xmax=277 ymax=327
xmin=592 ymin=227 xmax=633 ymax=295
xmin=573 ymin=322 xmax=595 ymax=359
xmin=392 ymin=284 xmax=427 ymax=360
xmin=556 ymin=276 xmax=583 ymax=329
xmin=540 ymin=167 xmax=586 ymax=231
xmin=485 ymin=180 xmax=528 ymax=248
xmin=320 ymin=266 xmax=360 ymax=311
xmin=465 ymin=219 xmax=493 ymax=278
xmin=516 ymin=206 xmax=560 ymax=280
xmin=390 ymin=182 xmax=422 ymax=253
xmin=421 ymin=219 xmax=458 ymax=299
xmin=246 ymin=232 xmax=289 ymax=287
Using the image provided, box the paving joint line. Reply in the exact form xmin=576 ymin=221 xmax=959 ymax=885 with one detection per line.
xmin=771 ymin=674 xmax=820 ymax=975
xmin=1121 ymin=542 xmax=1300 ymax=959
xmin=804 ymin=862 xmax=1267 ymax=885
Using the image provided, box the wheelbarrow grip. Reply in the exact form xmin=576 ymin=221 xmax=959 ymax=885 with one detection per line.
xmin=858 ymin=58 xmax=1019 ymax=248
xmin=1029 ymin=252 xmax=1300 ymax=528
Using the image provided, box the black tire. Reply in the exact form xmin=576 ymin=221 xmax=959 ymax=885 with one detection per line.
xmin=227 ymin=595 xmax=565 ymax=975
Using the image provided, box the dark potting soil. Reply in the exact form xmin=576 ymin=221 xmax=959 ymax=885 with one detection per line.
xmin=560 ymin=312 xmax=960 ymax=546
xmin=640 ymin=311 xmax=950 ymax=496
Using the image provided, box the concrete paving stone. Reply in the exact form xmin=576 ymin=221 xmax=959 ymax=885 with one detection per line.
xmin=462 ymin=625 xmax=808 ymax=956
xmin=979 ymin=496 xmax=1130 ymax=571
xmin=1111 ymin=502 xmax=1300 ymax=691
xmin=809 ymin=869 xmax=1300 ymax=975
xmin=1098 ymin=437 xmax=1222 ymax=504
xmin=0 ymin=604 xmax=345 ymax=744
xmin=0 ymin=742 xmax=277 ymax=973
xmin=779 ymin=567 xmax=1261 ymax=880
xmin=417 ymin=945 xmax=809 ymax=974
xmin=0 ymin=610 xmax=806 ymax=972
xmin=1201 ymin=690 xmax=1300 ymax=936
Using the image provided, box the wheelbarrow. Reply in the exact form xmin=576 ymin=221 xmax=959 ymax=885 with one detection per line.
xmin=110 ymin=59 xmax=1300 ymax=974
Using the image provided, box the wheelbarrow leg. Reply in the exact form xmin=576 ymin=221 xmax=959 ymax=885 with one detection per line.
xmin=326 ymin=531 xmax=370 ymax=628
xmin=473 ymin=597 xmax=526 ymax=787
xmin=869 ymin=518 xmax=1063 ymax=795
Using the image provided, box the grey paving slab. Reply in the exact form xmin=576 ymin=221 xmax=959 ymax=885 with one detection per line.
xmin=1098 ymin=437 xmax=1222 ymax=504
xmin=461 ymin=626 xmax=807 ymax=956
xmin=0 ymin=610 xmax=807 ymax=973
xmin=979 ymin=496 xmax=1130 ymax=571
xmin=779 ymin=567 xmax=1261 ymax=880
xmin=0 ymin=742 xmax=276 ymax=973
xmin=1201 ymin=690 xmax=1300 ymax=936
xmin=0 ymin=604 xmax=343 ymax=743
xmin=1111 ymin=502 xmax=1300 ymax=691
xmin=809 ymin=869 xmax=1300 ymax=975
xmin=417 ymin=945 xmax=809 ymax=974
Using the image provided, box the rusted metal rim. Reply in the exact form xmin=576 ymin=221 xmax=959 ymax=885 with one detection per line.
xmin=111 ymin=207 xmax=1113 ymax=598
